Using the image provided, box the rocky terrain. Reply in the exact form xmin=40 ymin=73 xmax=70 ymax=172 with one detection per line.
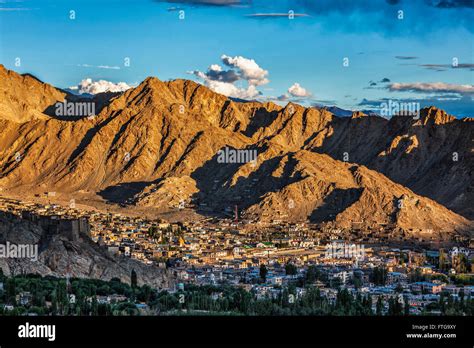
xmin=0 ymin=64 xmax=472 ymax=235
xmin=0 ymin=212 xmax=172 ymax=288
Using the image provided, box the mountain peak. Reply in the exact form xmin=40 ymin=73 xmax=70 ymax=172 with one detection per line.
xmin=0 ymin=65 xmax=66 ymax=122
xmin=419 ymin=106 xmax=455 ymax=125
xmin=142 ymin=76 xmax=162 ymax=84
xmin=351 ymin=111 xmax=367 ymax=119
xmin=112 ymin=75 xmax=180 ymax=108
xmin=135 ymin=76 xmax=167 ymax=92
xmin=283 ymin=102 xmax=304 ymax=113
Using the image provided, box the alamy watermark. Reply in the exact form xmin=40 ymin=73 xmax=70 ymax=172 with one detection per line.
xmin=450 ymin=247 xmax=469 ymax=258
xmin=0 ymin=242 xmax=38 ymax=261
xmin=55 ymin=101 xmax=96 ymax=118
xmin=380 ymin=100 xmax=420 ymax=120
xmin=325 ymin=242 xmax=365 ymax=259
xmin=217 ymin=146 xmax=257 ymax=165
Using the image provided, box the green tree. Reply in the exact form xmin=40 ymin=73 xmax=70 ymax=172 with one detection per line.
xmin=372 ymin=266 xmax=387 ymax=285
xmin=388 ymin=297 xmax=403 ymax=316
xmin=453 ymin=254 xmax=470 ymax=274
xmin=5 ymin=277 xmax=16 ymax=304
xmin=439 ymin=249 xmax=449 ymax=271
xmin=376 ymin=297 xmax=384 ymax=316
xmin=353 ymin=272 xmax=363 ymax=290
xmin=404 ymin=297 xmax=410 ymax=315
xmin=131 ymin=269 xmax=137 ymax=288
xmin=305 ymin=265 xmax=320 ymax=283
xmin=259 ymin=264 xmax=268 ymax=283
xmin=51 ymin=291 xmax=58 ymax=315
xmin=285 ymin=263 xmax=297 ymax=276
xmin=91 ymin=296 xmax=99 ymax=316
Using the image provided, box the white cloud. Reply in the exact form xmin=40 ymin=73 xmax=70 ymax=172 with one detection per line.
xmin=388 ymin=82 xmax=474 ymax=95
xmin=287 ymin=82 xmax=311 ymax=97
xmin=77 ymin=64 xmax=121 ymax=70
xmin=189 ymin=54 xmax=268 ymax=100
xmin=72 ymin=78 xmax=132 ymax=95
xmin=276 ymin=82 xmax=312 ymax=101
xmin=206 ymin=80 xmax=260 ymax=99
xmin=209 ymin=64 xmax=222 ymax=71
xmin=97 ymin=65 xmax=121 ymax=70
xmin=221 ymin=54 xmax=269 ymax=86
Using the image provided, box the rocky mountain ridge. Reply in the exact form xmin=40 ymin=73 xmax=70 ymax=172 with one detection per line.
xmin=0 ymin=64 xmax=472 ymax=235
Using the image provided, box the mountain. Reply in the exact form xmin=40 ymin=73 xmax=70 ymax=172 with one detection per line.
xmin=305 ymin=107 xmax=474 ymax=219
xmin=316 ymin=106 xmax=353 ymax=117
xmin=189 ymin=150 xmax=470 ymax=235
xmin=0 ymin=66 xmax=66 ymax=122
xmin=0 ymin=64 xmax=472 ymax=236
xmin=314 ymin=106 xmax=380 ymax=118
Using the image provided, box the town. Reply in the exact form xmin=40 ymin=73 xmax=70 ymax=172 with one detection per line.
xmin=0 ymin=196 xmax=473 ymax=316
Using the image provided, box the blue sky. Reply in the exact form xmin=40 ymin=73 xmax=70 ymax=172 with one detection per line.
xmin=0 ymin=0 xmax=473 ymax=116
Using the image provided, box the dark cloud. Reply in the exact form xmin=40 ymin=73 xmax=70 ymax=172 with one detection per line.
xmin=358 ymin=95 xmax=473 ymax=117
xmin=457 ymin=63 xmax=474 ymax=69
xmin=430 ymin=0 xmax=474 ymax=8
xmin=276 ymin=94 xmax=289 ymax=101
xmin=235 ymin=1 xmax=474 ymax=35
xmin=312 ymin=99 xmax=337 ymax=105
xmin=206 ymin=69 xmax=240 ymax=83
xmin=190 ymin=67 xmax=240 ymax=83
xmin=395 ymin=56 xmax=419 ymax=60
xmin=359 ymin=98 xmax=387 ymax=107
xmin=388 ymin=82 xmax=474 ymax=95
xmin=419 ymin=63 xmax=474 ymax=71
xmin=158 ymin=0 xmax=473 ymax=10
xmin=365 ymin=79 xmax=390 ymax=89
xmin=155 ymin=0 xmax=243 ymax=6
xmin=419 ymin=64 xmax=448 ymax=71
xmin=245 ymin=13 xmax=310 ymax=18
xmin=189 ymin=54 xmax=269 ymax=99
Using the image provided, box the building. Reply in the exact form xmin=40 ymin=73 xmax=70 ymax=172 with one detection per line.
xmin=21 ymin=211 xmax=91 ymax=241
xmin=410 ymin=282 xmax=443 ymax=294
xmin=387 ymin=272 xmax=408 ymax=285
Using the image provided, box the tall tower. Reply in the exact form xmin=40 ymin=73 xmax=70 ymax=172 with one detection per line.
xmin=66 ymin=262 xmax=72 ymax=293
xmin=234 ymin=205 xmax=238 ymax=224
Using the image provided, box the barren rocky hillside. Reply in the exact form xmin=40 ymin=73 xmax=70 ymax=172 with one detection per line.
xmin=0 ymin=64 xmax=472 ymax=235
xmin=0 ymin=212 xmax=172 ymax=288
